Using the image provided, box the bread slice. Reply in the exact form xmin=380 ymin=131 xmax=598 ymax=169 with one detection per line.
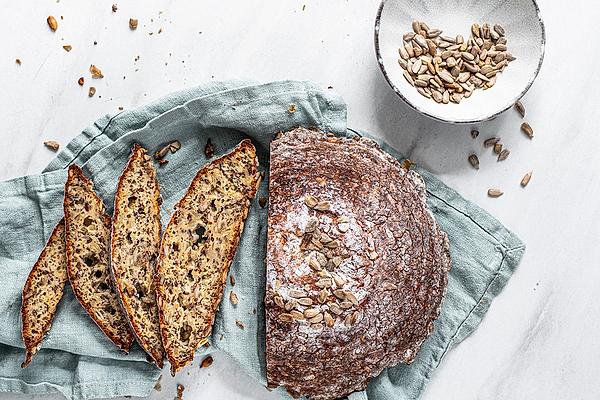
xmin=21 ymin=220 xmax=68 ymax=368
xmin=111 ymin=144 xmax=164 ymax=367
xmin=156 ymin=139 xmax=260 ymax=375
xmin=64 ymin=164 xmax=134 ymax=352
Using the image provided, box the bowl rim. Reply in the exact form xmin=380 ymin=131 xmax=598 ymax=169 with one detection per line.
xmin=374 ymin=0 xmax=546 ymax=124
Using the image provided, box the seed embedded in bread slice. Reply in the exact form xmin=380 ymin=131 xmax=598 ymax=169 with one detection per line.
xmin=63 ymin=164 xmax=134 ymax=352
xmin=156 ymin=139 xmax=260 ymax=375
xmin=111 ymin=144 xmax=165 ymax=367
xmin=21 ymin=219 xmax=68 ymax=368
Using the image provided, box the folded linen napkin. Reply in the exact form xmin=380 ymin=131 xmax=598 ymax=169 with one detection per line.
xmin=0 ymin=80 xmax=524 ymax=400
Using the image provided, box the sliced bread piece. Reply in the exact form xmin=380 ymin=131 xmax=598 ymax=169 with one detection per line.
xmin=21 ymin=219 xmax=68 ymax=368
xmin=111 ymin=144 xmax=164 ymax=367
xmin=64 ymin=164 xmax=134 ymax=352
xmin=156 ymin=139 xmax=260 ymax=375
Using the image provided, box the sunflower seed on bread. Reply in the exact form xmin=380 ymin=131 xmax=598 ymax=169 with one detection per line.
xmin=63 ymin=164 xmax=134 ymax=352
xmin=111 ymin=144 xmax=164 ymax=367
xmin=156 ymin=139 xmax=260 ymax=375
xmin=21 ymin=220 xmax=67 ymax=368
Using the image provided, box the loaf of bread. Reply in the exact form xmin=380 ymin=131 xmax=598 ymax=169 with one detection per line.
xmin=111 ymin=144 xmax=164 ymax=367
xmin=265 ymin=128 xmax=451 ymax=399
xmin=156 ymin=139 xmax=260 ymax=375
xmin=21 ymin=220 xmax=68 ymax=368
xmin=64 ymin=164 xmax=134 ymax=352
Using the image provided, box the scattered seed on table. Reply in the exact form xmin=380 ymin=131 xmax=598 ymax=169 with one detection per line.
xmin=44 ymin=140 xmax=60 ymax=151
xmin=497 ymin=149 xmax=510 ymax=161
xmin=493 ymin=143 xmax=502 ymax=154
xmin=471 ymin=129 xmax=479 ymax=139
xmin=521 ymin=171 xmax=532 ymax=187
xmin=47 ymin=16 xmax=58 ymax=32
xmin=488 ymin=188 xmax=503 ymax=197
xmin=484 ymin=137 xmax=499 ymax=147
xmin=468 ymin=154 xmax=479 ymax=170
xmin=521 ymin=122 xmax=534 ymax=139
xmin=200 ymin=355 xmax=214 ymax=368
xmin=514 ymin=100 xmax=525 ymax=118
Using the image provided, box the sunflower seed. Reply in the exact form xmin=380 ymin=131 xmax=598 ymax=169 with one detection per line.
xmin=316 ymin=278 xmax=332 ymax=288
xmin=298 ymin=297 xmax=313 ymax=306
xmin=289 ymin=310 xmax=304 ymax=320
xmin=318 ymin=289 xmax=329 ymax=303
xmin=521 ymin=171 xmax=533 ymax=187
xmin=288 ymin=288 xmax=305 ymax=298
xmin=403 ymin=32 xmax=415 ymax=41
xmin=301 ymin=308 xmax=319 ymax=319
xmin=345 ymin=292 xmax=359 ymax=306
xmin=339 ymin=301 xmax=353 ymax=309
xmin=438 ymin=69 xmax=454 ymax=83
xmin=514 ymin=101 xmax=525 ymax=118
xmin=279 ymin=313 xmax=293 ymax=322
xmin=468 ymin=154 xmax=479 ymax=170
xmin=484 ymin=137 xmax=499 ymax=147
xmin=309 ymin=313 xmax=324 ymax=324
xmin=493 ymin=24 xmax=505 ymax=36
xmin=521 ymin=122 xmax=534 ymax=139
xmin=229 ymin=291 xmax=238 ymax=305
xmin=47 ymin=16 xmax=58 ymax=32
xmin=273 ymin=295 xmax=284 ymax=308
xmin=304 ymin=195 xmax=318 ymax=208
xmin=313 ymin=201 xmax=330 ymax=211
xmin=329 ymin=302 xmax=343 ymax=315
xmin=497 ymin=149 xmax=510 ymax=161
xmin=487 ymin=188 xmax=503 ymax=197
xmin=412 ymin=20 xmax=421 ymax=33
xmin=493 ymin=143 xmax=503 ymax=154
xmin=471 ymin=129 xmax=479 ymax=139
xmin=324 ymin=311 xmax=335 ymax=327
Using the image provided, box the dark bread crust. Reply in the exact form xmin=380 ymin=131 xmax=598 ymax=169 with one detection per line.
xmin=21 ymin=219 xmax=67 ymax=368
xmin=64 ymin=164 xmax=134 ymax=352
xmin=156 ymin=139 xmax=260 ymax=375
xmin=110 ymin=144 xmax=164 ymax=368
xmin=265 ymin=128 xmax=451 ymax=399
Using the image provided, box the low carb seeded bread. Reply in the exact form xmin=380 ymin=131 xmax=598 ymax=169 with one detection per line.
xmin=156 ymin=139 xmax=260 ymax=375
xmin=111 ymin=144 xmax=164 ymax=367
xmin=265 ymin=128 xmax=451 ymax=399
xmin=64 ymin=164 xmax=134 ymax=352
xmin=21 ymin=220 xmax=68 ymax=368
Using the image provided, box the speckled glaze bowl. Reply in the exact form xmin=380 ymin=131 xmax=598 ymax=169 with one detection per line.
xmin=374 ymin=0 xmax=545 ymax=123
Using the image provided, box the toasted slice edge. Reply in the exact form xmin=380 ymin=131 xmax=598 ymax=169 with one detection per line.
xmin=111 ymin=144 xmax=164 ymax=368
xmin=156 ymin=139 xmax=260 ymax=375
xmin=21 ymin=219 xmax=68 ymax=368
xmin=64 ymin=164 xmax=134 ymax=352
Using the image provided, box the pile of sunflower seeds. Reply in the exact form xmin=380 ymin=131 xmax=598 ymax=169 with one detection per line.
xmin=398 ymin=21 xmax=515 ymax=103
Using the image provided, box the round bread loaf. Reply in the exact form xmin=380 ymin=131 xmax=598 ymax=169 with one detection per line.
xmin=265 ymin=128 xmax=451 ymax=399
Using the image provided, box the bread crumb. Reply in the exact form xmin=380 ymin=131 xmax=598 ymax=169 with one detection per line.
xmin=176 ymin=383 xmax=184 ymax=399
xmin=44 ymin=140 xmax=60 ymax=152
xmin=200 ymin=355 xmax=213 ymax=368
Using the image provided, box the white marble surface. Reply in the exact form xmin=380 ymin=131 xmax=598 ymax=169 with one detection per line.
xmin=1 ymin=1 xmax=599 ymax=399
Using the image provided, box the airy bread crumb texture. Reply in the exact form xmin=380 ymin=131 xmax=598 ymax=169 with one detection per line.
xmin=156 ymin=139 xmax=260 ymax=375
xmin=64 ymin=164 xmax=134 ymax=351
xmin=21 ymin=220 xmax=68 ymax=368
xmin=111 ymin=144 xmax=165 ymax=367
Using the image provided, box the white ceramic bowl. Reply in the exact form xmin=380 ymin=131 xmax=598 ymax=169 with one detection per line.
xmin=374 ymin=0 xmax=545 ymax=123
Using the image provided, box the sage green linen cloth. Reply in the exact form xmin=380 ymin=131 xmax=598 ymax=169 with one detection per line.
xmin=0 ymin=80 xmax=524 ymax=400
